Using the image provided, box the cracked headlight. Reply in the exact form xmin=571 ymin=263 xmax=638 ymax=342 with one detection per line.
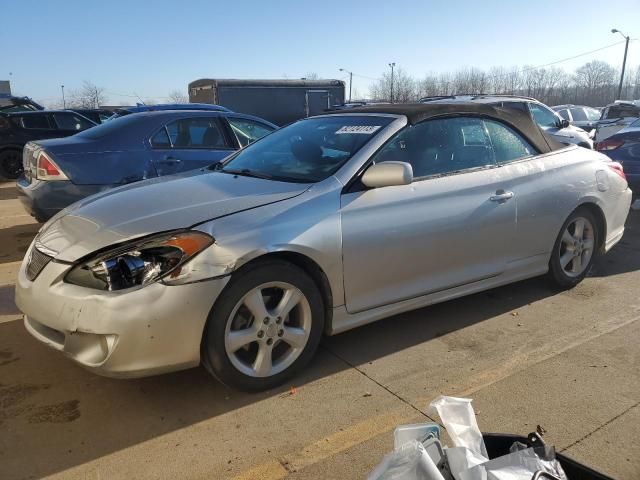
xmin=65 ymin=231 xmax=214 ymax=291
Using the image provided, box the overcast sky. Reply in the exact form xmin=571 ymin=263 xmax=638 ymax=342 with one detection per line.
xmin=2 ymin=0 xmax=639 ymax=105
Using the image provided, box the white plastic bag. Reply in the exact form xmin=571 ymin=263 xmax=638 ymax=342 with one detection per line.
xmin=445 ymin=447 xmax=488 ymax=480
xmin=368 ymin=441 xmax=446 ymax=480
xmin=458 ymin=447 xmax=567 ymax=480
xmin=429 ymin=396 xmax=488 ymax=458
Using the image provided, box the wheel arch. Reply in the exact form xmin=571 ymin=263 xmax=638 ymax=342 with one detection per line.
xmin=575 ymin=201 xmax=607 ymax=252
xmin=0 ymin=144 xmax=24 ymax=154
xmin=227 ymin=251 xmax=334 ymax=334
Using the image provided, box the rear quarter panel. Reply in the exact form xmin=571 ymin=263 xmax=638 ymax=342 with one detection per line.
xmin=502 ymin=146 xmax=629 ymax=258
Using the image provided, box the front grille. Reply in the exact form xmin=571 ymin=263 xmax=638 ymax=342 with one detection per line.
xmin=26 ymin=247 xmax=53 ymax=281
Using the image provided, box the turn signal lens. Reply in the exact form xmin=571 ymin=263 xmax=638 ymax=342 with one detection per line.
xmin=36 ymin=152 xmax=69 ymax=181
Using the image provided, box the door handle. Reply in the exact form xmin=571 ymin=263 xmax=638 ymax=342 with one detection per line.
xmin=489 ymin=190 xmax=514 ymax=202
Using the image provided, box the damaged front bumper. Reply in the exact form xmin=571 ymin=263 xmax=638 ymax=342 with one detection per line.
xmin=15 ymin=243 xmax=229 ymax=378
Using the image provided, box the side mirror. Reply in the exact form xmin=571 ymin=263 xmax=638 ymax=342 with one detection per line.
xmin=362 ymin=161 xmax=413 ymax=188
xmin=558 ymin=119 xmax=570 ymax=129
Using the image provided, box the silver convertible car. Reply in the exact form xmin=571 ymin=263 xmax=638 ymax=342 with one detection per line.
xmin=16 ymin=103 xmax=632 ymax=390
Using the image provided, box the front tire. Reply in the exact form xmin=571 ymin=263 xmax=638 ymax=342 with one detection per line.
xmin=547 ymin=207 xmax=599 ymax=289
xmin=202 ymin=260 xmax=325 ymax=391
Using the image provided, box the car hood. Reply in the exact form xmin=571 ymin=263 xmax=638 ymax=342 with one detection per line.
xmin=37 ymin=169 xmax=311 ymax=262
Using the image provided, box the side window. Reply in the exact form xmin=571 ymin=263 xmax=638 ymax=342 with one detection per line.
xmin=529 ymin=103 xmax=560 ymax=128
xmin=164 ymin=118 xmax=228 ymax=149
xmin=150 ymin=127 xmax=171 ymax=148
xmin=20 ymin=115 xmax=52 ymax=129
xmin=227 ymin=117 xmax=275 ymax=147
xmin=557 ymin=109 xmax=571 ymax=121
xmin=484 ymin=119 xmax=536 ymax=164
xmin=569 ymin=108 xmax=588 ymax=122
xmin=52 ymin=113 xmax=94 ymax=131
xmin=585 ymin=107 xmax=601 ymax=121
xmin=371 ymin=117 xmax=496 ymax=179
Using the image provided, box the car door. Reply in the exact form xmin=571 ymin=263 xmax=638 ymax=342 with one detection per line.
xmin=482 ymin=118 xmax=561 ymax=262
xmin=340 ymin=116 xmax=517 ymax=314
xmin=149 ymin=116 xmax=236 ymax=176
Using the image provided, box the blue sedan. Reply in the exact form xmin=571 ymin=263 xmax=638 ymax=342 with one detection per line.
xmin=17 ymin=109 xmax=277 ymax=221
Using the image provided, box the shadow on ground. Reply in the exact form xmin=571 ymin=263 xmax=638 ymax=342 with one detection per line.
xmin=0 ymin=212 xmax=637 ymax=479
xmin=0 ymin=223 xmax=40 ymax=264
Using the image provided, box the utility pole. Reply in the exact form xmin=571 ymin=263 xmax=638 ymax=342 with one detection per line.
xmin=61 ymin=85 xmax=66 ymax=109
xmin=611 ymin=28 xmax=630 ymax=100
xmin=339 ymin=68 xmax=353 ymax=103
xmin=388 ymin=62 xmax=396 ymax=103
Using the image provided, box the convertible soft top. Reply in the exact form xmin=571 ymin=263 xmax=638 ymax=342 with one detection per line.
xmin=324 ymin=102 xmax=562 ymax=154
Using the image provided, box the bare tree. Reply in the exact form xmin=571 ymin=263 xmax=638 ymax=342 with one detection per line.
xmin=364 ymin=60 xmax=636 ymax=107
xmin=69 ymin=81 xmax=107 ymax=109
xmin=303 ymin=72 xmax=320 ymax=80
xmin=167 ymin=89 xmax=188 ymax=103
xmin=370 ymin=67 xmax=416 ymax=102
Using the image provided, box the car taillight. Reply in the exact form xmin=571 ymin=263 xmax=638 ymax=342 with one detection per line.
xmin=596 ymin=138 xmax=624 ymax=151
xmin=36 ymin=151 xmax=68 ymax=181
xmin=607 ymin=161 xmax=626 ymax=180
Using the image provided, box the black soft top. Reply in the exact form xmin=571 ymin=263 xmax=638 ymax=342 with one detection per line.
xmin=324 ymin=102 xmax=560 ymax=153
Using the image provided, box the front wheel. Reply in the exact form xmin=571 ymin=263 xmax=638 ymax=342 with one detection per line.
xmin=202 ymin=260 xmax=325 ymax=391
xmin=547 ymin=208 xmax=599 ymax=289
xmin=0 ymin=149 xmax=23 ymax=180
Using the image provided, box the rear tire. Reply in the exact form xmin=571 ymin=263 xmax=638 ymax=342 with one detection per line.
xmin=0 ymin=149 xmax=23 ymax=180
xmin=202 ymin=260 xmax=325 ymax=391
xmin=547 ymin=207 xmax=599 ymax=289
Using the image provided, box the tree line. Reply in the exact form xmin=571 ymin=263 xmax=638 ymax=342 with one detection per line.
xmin=369 ymin=60 xmax=640 ymax=107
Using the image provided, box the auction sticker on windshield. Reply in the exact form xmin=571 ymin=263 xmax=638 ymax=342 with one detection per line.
xmin=335 ymin=125 xmax=382 ymax=134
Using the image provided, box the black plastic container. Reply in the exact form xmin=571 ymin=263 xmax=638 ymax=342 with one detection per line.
xmin=482 ymin=433 xmax=613 ymax=480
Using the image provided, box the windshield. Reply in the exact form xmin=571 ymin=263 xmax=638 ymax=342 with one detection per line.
xmin=75 ymin=114 xmax=141 ymax=139
xmin=220 ymin=116 xmax=393 ymax=183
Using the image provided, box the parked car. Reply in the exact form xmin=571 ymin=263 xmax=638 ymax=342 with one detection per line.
xmin=594 ymin=100 xmax=640 ymax=142
xmin=0 ymin=110 xmax=96 ymax=179
xmin=596 ymin=117 xmax=640 ymax=197
xmin=108 ymin=103 xmax=230 ymax=120
xmin=551 ymin=104 xmax=601 ymax=133
xmin=0 ymin=95 xmax=44 ymax=113
xmin=15 ymin=102 xmax=632 ymax=390
xmin=69 ymin=108 xmax=114 ymax=124
xmin=421 ymin=95 xmax=594 ymax=149
xmin=16 ymin=109 xmax=277 ymax=221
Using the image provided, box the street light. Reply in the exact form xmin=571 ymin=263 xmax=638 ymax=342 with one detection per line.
xmin=339 ymin=68 xmax=353 ymax=103
xmin=61 ymin=85 xmax=66 ymax=109
xmin=611 ymin=28 xmax=630 ymax=100
xmin=388 ymin=62 xmax=396 ymax=103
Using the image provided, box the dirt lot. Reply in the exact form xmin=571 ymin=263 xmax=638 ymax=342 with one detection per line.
xmin=0 ymin=181 xmax=638 ymax=480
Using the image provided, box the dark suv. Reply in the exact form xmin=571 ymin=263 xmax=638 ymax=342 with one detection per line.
xmin=0 ymin=110 xmax=96 ymax=179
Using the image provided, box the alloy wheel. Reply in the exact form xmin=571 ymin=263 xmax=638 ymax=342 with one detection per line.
xmin=559 ymin=216 xmax=595 ymax=278
xmin=224 ymin=281 xmax=312 ymax=378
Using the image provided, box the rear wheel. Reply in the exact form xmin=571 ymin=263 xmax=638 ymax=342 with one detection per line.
xmin=548 ymin=208 xmax=599 ymax=289
xmin=0 ymin=149 xmax=23 ymax=179
xmin=202 ymin=260 xmax=324 ymax=391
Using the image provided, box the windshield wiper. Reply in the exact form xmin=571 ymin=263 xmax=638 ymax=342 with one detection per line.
xmin=219 ymin=168 xmax=274 ymax=180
